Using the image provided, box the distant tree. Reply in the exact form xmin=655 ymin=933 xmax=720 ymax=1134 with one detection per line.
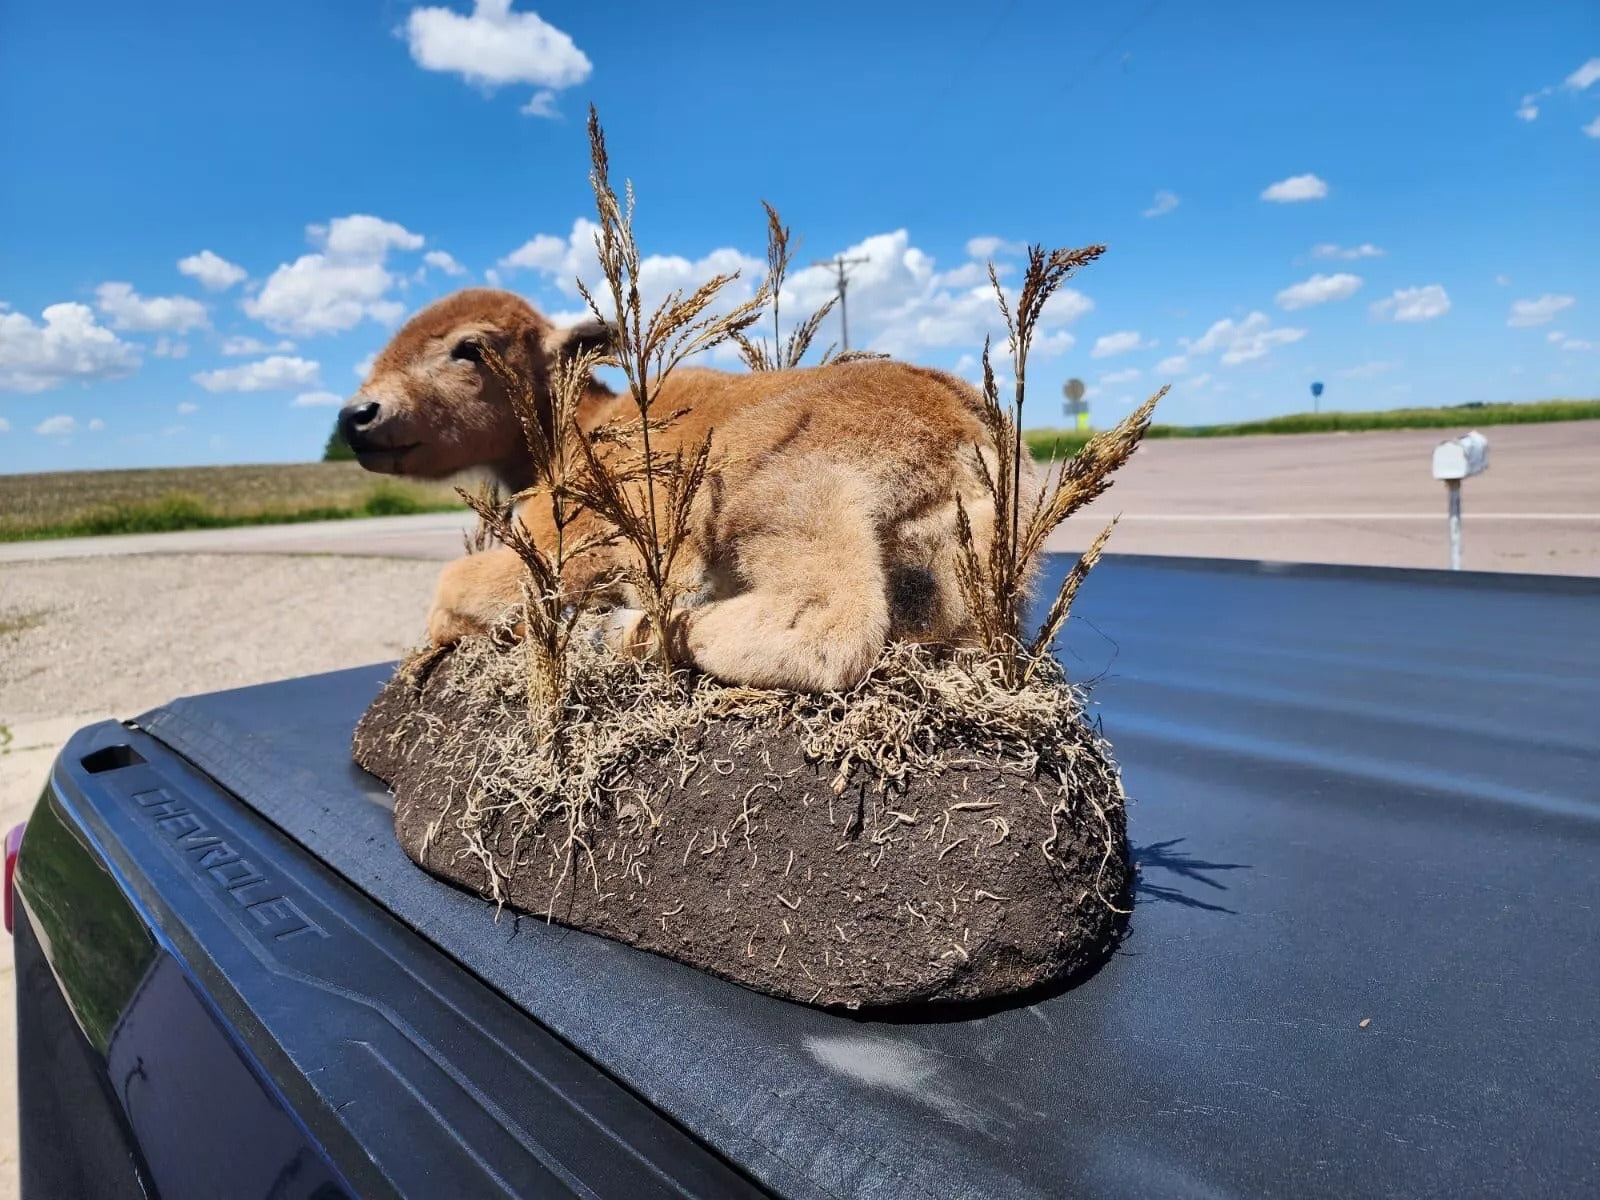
xmin=323 ymin=422 xmax=355 ymax=462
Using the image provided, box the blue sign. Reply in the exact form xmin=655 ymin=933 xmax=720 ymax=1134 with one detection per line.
xmin=1310 ymin=381 xmax=1324 ymax=398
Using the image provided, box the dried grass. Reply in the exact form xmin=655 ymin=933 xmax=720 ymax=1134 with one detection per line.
xmin=954 ymin=246 xmax=1165 ymax=682
xmin=386 ymin=627 xmax=1123 ymax=912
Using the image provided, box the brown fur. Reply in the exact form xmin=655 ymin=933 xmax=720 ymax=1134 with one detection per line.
xmin=347 ymin=290 xmax=1022 ymax=692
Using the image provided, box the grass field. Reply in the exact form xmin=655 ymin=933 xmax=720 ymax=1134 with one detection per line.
xmin=1025 ymin=398 xmax=1600 ymax=458
xmin=0 ymin=461 xmax=466 ymax=541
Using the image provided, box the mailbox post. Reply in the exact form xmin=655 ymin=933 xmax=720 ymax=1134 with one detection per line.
xmin=1430 ymin=431 xmax=1489 ymax=570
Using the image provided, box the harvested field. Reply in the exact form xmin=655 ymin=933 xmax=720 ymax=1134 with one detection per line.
xmin=0 ymin=461 xmax=467 ymax=541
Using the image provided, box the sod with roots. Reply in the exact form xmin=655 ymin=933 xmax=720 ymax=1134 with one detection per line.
xmin=354 ymin=631 xmax=1130 ymax=1008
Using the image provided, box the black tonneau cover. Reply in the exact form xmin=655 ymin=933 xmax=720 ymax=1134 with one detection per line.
xmin=138 ymin=555 xmax=1600 ymax=1199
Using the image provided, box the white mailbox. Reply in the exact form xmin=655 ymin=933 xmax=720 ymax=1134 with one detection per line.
xmin=1431 ymin=430 xmax=1489 ymax=481
xmin=1430 ymin=430 xmax=1488 ymax=570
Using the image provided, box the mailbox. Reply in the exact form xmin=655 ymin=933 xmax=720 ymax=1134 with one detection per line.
xmin=1431 ymin=431 xmax=1489 ymax=481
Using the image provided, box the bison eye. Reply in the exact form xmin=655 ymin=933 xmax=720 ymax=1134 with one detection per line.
xmin=450 ymin=339 xmax=482 ymax=363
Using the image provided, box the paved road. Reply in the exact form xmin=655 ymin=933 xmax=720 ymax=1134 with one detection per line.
xmin=4 ymin=421 xmax=1597 ymax=575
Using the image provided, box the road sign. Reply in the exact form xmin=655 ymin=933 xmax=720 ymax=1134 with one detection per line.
xmin=1063 ymin=379 xmax=1089 ymax=430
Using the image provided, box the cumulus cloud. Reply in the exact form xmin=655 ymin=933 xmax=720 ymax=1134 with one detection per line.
xmin=1183 ymin=312 xmax=1307 ymax=365
xmin=244 ymin=215 xmax=423 ymax=337
xmin=151 ymin=337 xmax=190 ymax=359
xmin=176 ymin=401 xmax=199 ymax=414
xmin=1261 ymin=173 xmax=1329 ymax=203
xmin=193 ymin=355 xmax=321 ymax=393
xmin=34 ymin=414 xmax=77 ymax=436
xmin=964 ymin=236 xmax=1024 ymax=260
xmin=1585 ymin=115 xmax=1600 ymax=139
xmin=1371 ymin=285 xmax=1452 ymax=322
xmin=221 ymin=335 xmax=296 ymax=356
xmin=94 ymin=282 xmax=208 ymax=334
xmin=313 ymin=215 xmax=424 ymax=261
xmin=1567 ymin=57 xmax=1600 ymax=91
xmin=1142 ymin=190 xmax=1180 ymax=218
xmin=1311 ymin=242 xmax=1384 ymax=260
xmin=405 ymin=0 xmax=591 ymax=118
xmin=1546 ymin=331 xmax=1594 ymax=351
xmin=1276 ymin=272 xmax=1363 ymax=310
xmin=1155 ymin=354 xmax=1190 ymax=375
xmin=1100 ymin=367 xmax=1142 ymax=385
xmin=1507 ymin=293 xmax=1574 ymax=327
xmin=499 ymin=222 xmax=1091 ymax=362
xmin=0 ymin=417 xmax=9 ymax=433
xmin=291 ymin=390 xmax=345 ymax=407
xmin=1091 ymin=330 xmax=1148 ymax=358
xmin=353 ymin=352 xmax=377 ymax=379
xmin=178 ymin=249 xmax=247 ymax=291
xmin=424 ymin=249 xmax=467 ymax=276
xmin=0 ymin=302 xmax=142 ymax=392
xmin=88 ymin=417 xmax=106 ymax=432
xmin=1516 ymin=94 xmax=1542 ymax=122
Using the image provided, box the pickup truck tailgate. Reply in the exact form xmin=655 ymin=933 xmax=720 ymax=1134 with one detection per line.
xmin=123 ymin=554 xmax=1600 ymax=1198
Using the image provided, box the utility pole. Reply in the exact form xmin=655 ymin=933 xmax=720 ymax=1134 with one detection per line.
xmin=814 ymin=254 xmax=870 ymax=351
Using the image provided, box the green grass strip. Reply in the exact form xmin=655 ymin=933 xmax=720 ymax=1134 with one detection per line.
xmin=1026 ymin=398 xmax=1600 ymax=459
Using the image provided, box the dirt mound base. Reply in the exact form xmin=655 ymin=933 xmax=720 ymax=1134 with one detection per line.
xmin=353 ymin=641 xmax=1129 ymax=1009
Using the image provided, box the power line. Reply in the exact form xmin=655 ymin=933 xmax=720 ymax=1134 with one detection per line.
xmin=813 ymin=254 xmax=870 ymax=351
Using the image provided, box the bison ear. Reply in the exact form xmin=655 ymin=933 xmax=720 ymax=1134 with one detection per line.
xmin=539 ymin=318 xmax=615 ymax=364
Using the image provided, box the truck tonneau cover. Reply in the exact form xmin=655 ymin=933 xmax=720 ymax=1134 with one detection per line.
xmin=136 ymin=554 xmax=1600 ymax=1199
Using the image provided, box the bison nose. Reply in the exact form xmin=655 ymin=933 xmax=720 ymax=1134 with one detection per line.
xmin=338 ymin=399 xmax=381 ymax=447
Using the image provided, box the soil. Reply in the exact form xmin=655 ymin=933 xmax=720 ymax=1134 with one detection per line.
xmin=354 ymin=647 xmax=1131 ymax=1010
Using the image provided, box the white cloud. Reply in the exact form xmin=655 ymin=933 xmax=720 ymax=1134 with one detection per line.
xmin=1155 ymin=354 xmax=1190 ymax=375
xmin=1183 ymin=311 xmax=1307 ymax=365
xmin=1494 ymin=273 xmax=1512 ymax=286
xmin=1566 ymin=57 xmax=1600 ymax=91
xmin=291 ymin=390 xmax=345 ymax=407
xmin=1547 ymin=331 xmax=1595 ymax=351
xmin=177 ymin=401 xmax=199 ymax=414
xmin=0 ymin=302 xmax=142 ymax=392
xmin=94 ymin=282 xmax=208 ymax=334
xmin=151 ymin=337 xmax=190 ymax=359
xmin=0 ymin=417 xmax=8 ymax=433
xmin=193 ymin=355 xmax=321 ymax=393
xmin=315 ymin=215 xmax=424 ymax=261
xmin=1516 ymin=94 xmax=1542 ymax=122
xmin=1276 ymin=272 xmax=1363 ymax=310
xmin=1142 ymin=190 xmax=1180 ymax=218
xmin=1585 ymin=115 xmax=1600 ymax=139
xmin=423 ymin=249 xmax=467 ymax=276
xmin=221 ymin=335 xmax=296 ymax=356
xmin=1100 ymin=367 xmax=1142 ymax=385
xmin=162 ymin=424 xmax=188 ymax=437
xmin=964 ymin=236 xmax=1024 ymax=260
xmin=87 ymin=417 xmax=105 ymax=432
xmin=1339 ymin=361 xmax=1397 ymax=379
xmin=405 ymin=0 xmax=591 ymax=118
xmin=244 ymin=215 xmax=422 ymax=336
xmin=1261 ymin=173 xmax=1329 ymax=202
xmin=1091 ymin=330 xmax=1148 ymax=358
xmin=499 ymin=221 xmax=1092 ymax=362
xmin=1507 ymin=293 xmax=1575 ymax=327
xmin=1311 ymin=242 xmax=1384 ymax=260
xmin=34 ymin=414 xmax=76 ymax=436
xmin=353 ymin=353 xmax=377 ymax=379
xmin=178 ymin=249 xmax=247 ymax=291
xmin=1371 ymin=285 xmax=1451 ymax=323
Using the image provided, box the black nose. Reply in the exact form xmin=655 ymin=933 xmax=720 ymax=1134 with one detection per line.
xmin=338 ymin=399 xmax=381 ymax=449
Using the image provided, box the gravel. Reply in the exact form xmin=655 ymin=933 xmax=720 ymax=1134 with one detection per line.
xmin=0 ymin=554 xmax=439 ymax=725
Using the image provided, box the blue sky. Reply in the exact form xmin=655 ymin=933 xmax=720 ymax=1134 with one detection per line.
xmin=1 ymin=0 xmax=1595 ymax=473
